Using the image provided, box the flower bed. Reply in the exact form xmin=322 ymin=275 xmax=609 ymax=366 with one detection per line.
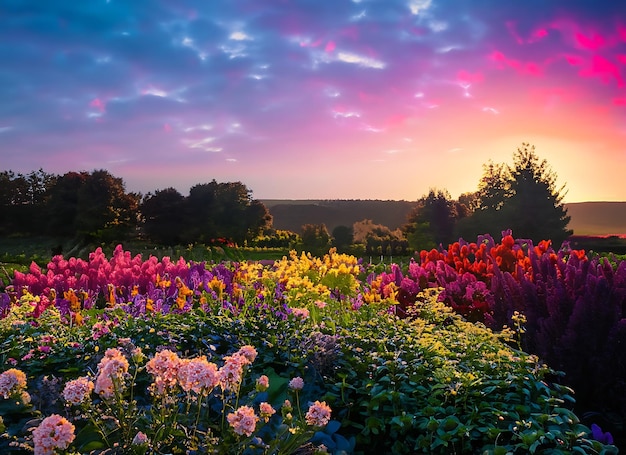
xmin=0 ymin=244 xmax=620 ymax=454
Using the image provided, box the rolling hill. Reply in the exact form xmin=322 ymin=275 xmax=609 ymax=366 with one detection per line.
xmin=262 ymin=200 xmax=626 ymax=237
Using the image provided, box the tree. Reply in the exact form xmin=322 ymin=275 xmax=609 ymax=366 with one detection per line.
xmin=352 ymin=219 xmax=407 ymax=256
xmin=46 ymin=171 xmax=90 ymax=237
xmin=403 ymin=189 xmax=460 ymax=250
xmin=458 ymin=143 xmax=572 ymax=246
xmin=503 ymin=143 xmax=572 ymax=245
xmin=46 ymin=170 xmax=140 ymax=241
xmin=331 ymin=225 xmax=353 ymax=252
xmin=0 ymin=169 xmax=57 ymax=235
xmin=182 ymin=180 xmax=272 ymax=245
xmin=140 ymin=188 xmax=186 ymax=245
xmin=300 ymin=223 xmax=331 ymax=255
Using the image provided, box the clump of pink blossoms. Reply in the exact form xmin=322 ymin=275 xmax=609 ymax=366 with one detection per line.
xmin=288 ymin=376 xmax=304 ymax=391
xmin=305 ymin=401 xmax=332 ymax=427
xmin=177 ymin=356 xmax=219 ymax=394
xmin=63 ymin=377 xmax=94 ymax=405
xmin=146 ymin=349 xmax=182 ymax=395
xmin=32 ymin=414 xmax=76 ymax=455
xmin=95 ymin=348 xmax=130 ymax=399
xmin=0 ymin=368 xmax=27 ymax=398
xmin=227 ymin=405 xmax=259 ymax=437
xmin=259 ymin=402 xmax=276 ymax=422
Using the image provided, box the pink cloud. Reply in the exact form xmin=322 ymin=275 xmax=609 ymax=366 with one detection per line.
xmin=457 ymin=70 xmax=484 ymax=84
xmin=163 ymin=123 xmax=172 ymax=133
xmin=533 ymin=28 xmax=549 ymax=40
xmin=489 ymin=51 xmax=543 ymax=76
xmin=89 ymin=98 xmax=106 ymax=112
xmin=325 ymin=41 xmax=336 ymax=53
xmin=564 ymin=54 xmax=585 ymax=66
xmin=579 ymin=55 xmax=624 ymax=87
xmin=575 ymin=31 xmax=606 ymax=51
xmin=613 ymin=96 xmax=626 ymax=106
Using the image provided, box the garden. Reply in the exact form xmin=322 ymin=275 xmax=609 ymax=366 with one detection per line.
xmin=0 ymin=231 xmax=624 ymax=454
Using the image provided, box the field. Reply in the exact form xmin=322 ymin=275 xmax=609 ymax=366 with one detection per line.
xmin=1 ymin=234 xmax=626 ymax=453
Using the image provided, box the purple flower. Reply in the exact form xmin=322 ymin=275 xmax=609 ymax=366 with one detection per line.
xmin=591 ymin=423 xmax=613 ymax=445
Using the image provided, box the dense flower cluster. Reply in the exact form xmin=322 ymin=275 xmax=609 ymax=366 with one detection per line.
xmin=32 ymin=414 xmax=75 ymax=455
xmin=62 ymin=376 xmax=94 ymax=405
xmin=0 ymin=368 xmax=27 ymax=398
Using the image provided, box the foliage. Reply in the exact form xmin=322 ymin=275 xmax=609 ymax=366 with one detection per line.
xmin=370 ymin=230 xmax=626 ymax=444
xmin=300 ymin=224 xmax=332 ymax=257
xmin=0 ymin=169 xmax=56 ymax=236
xmin=178 ymin=180 xmax=272 ymax=246
xmin=459 ymin=144 xmax=572 ymax=246
xmin=0 ymin=246 xmax=619 ymax=454
xmin=403 ymin=188 xmax=464 ymax=251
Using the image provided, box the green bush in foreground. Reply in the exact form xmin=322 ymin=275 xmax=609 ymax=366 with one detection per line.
xmin=0 ymin=287 xmax=618 ymax=454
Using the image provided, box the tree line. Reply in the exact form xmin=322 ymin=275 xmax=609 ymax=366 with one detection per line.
xmin=0 ymin=143 xmax=572 ymax=253
xmin=0 ymin=169 xmax=272 ymax=247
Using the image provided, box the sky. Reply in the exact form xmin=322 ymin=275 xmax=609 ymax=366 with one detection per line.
xmin=1 ymin=0 xmax=626 ymax=202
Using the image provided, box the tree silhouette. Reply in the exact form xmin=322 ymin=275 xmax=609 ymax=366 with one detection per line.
xmin=403 ymin=188 xmax=460 ymax=250
xmin=458 ymin=143 xmax=572 ymax=246
xmin=331 ymin=225 xmax=353 ymax=252
xmin=140 ymin=188 xmax=186 ymax=245
xmin=503 ymin=143 xmax=572 ymax=245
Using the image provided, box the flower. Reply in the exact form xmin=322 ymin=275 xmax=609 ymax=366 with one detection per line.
xmin=291 ymin=308 xmax=310 ymax=319
xmin=63 ymin=377 xmax=94 ymax=405
xmin=305 ymin=401 xmax=332 ymax=427
xmin=259 ymin=402 xmax=276 ymax=422
xmin=32 ymin=414 xmax=76 ymax=455
xmin=146 ymin=349 xmax=182 ymax=395
xmin=591 ymin=423 xmax=614 ymax=445
xmin=288 ymin=376 xmax=304 ymax=391
xmin=256 ymin=374 xmax=269 ymax=392
xmin=132 ymin=431 xmax=149 ymax=445
xmin=227 ymin=405 xmax=259 ymax=437
xmin=218 ymin=354 xmax=246 ymax=392
xmin=236 ymin=345 xmax=258 ymax=363
xmin=177 ymin=356 xmax=219 ymax=394
xmin=0 ymin=368 xmax=27 ymax=398
xmin=95 ymin=348 xmax=130 ymax=399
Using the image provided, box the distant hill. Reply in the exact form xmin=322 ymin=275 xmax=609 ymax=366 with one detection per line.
xmin=262 ymin=200 xmax=626 ymax=237
xmin=565 ymin=202 xmax=626 ymax=236
xmin=261 ymin=200 xmax=415 ymax=233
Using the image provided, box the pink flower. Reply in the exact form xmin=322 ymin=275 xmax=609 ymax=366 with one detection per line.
xmin=256 ymin=375 xmax=269 ymax=392
xmin=305 ymin=401 xmax=332 ymax=427
xmin=227 ymin=405 xmax=259 ymax=437
xmin=32 ymin=414 xmax=75 ymax=455
xmin=0 ymin=368 xmax=27 ymax=398
xmin=291 ymin=308 xmax=310 ymax=319
xmin=177 ymin=356 xmax=219 ymax=394
xmin=236 ymin=345 xmax=258 ymax=363
xmin=132 ymin=431 xmax=149 ymax=445
xmin=95 ymin=348 xmax=129 ymax=399
xmin=218 ymin=354 xmax=246 ymax=392
xmin=146 ymin=349 xmax=182 ymax=395
xmin=314 ymin=300 xmax=327 ymax=309
xmin=288 ymin=376 xmax=304 ymax=391
xmin=259 ymin=402 xmax=276 ymax=422
xmin=63 ymin=377 xmax=94 ymax=405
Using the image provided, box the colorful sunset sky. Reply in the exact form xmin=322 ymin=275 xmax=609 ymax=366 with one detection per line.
xmin=2 ymin=0 xmax=625 ymax=202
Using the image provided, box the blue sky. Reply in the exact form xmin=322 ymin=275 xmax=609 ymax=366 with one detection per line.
xmin=1 ymin=0 xmax=625 ymax=201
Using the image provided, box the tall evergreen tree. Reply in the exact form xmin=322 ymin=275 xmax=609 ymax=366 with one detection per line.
xmin=503 ymin=143 xmax=572 ymax=245
xmin=458 ymin=143 xmax=572 ymax=246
